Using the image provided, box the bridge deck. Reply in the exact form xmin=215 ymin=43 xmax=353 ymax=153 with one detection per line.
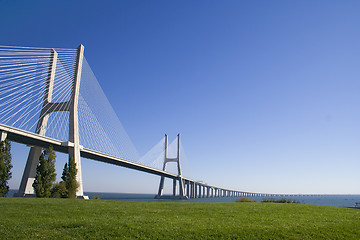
xmin=1 ymin=123 xmax=309 ymax=198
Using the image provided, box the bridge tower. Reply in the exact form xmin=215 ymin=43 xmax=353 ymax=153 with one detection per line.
xmin=15 ymin=45 xmax=87 ymax=199
xmin=155 ymin=134 xmax=187 ymax=199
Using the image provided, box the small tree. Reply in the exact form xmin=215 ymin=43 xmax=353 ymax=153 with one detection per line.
xmin=61 ymin=162 xmax=69 ymax=183
xmin=33 ymin=146 xmax=56 ymax=198
xmin=0 ymin=139 xmax=12 ymax=197
xmin=60 ymin=157 xmax=79 ymax=198
xmin=66 ymin=157 xmax=79 ymax=198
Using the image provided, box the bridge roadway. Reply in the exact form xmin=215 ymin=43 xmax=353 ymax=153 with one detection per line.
xmin=0 ymin=123 xmax=305 ymax=199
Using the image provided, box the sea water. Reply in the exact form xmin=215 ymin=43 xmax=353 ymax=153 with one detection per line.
xmin=6 ymin=190 xmax=360 ymax=208
xmin=83 ymin=192 xmax=360 ymax=207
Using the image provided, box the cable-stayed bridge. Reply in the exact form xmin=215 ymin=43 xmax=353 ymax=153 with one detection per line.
xmin=0 ymin=44 xmax=294 ymax=199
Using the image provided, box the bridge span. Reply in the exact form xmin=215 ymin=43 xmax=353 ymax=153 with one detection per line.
xmin=0 ymin=123 xmax=290 ymax=199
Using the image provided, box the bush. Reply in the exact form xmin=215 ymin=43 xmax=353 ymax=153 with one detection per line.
xmin=261 ymin=198 xmax=299 ymax=204
xmin=92 ymin=196 xmax=100 ymax=200
xmin=235 ymin=197 xmax=256 ymax=202
xmin=51 ymin=182 xmax=67 ymax=198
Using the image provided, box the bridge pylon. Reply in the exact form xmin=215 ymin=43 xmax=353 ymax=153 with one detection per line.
xmin=15 ymin=45 xmax=88 ymax=199
xmin=155 ymin=134 xmax=187 ymax=199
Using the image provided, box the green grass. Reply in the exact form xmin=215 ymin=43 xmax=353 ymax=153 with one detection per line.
xmin=1 ymin=198 xmax=360 ymax=239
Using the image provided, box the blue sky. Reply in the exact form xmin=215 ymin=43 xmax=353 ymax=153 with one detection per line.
xmin=1 ymin=0 xmax=360 ymax=194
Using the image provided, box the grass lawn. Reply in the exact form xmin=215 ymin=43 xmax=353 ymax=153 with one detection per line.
xmin=0 ymin=198 xmax=360 ymax=239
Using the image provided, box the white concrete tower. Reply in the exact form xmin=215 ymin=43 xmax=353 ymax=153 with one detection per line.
xmin=16 ymin=45 xmax=87 ymax=198
xmin=155 ymin=134 xmax=186 ymax=199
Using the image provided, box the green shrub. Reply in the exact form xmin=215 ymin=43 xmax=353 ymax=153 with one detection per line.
xmin=261 ymin=198 xmax=299 ymax=204
xmin=51 ymin=182 xmax=66 ymax=198
xmin=92 ymin=195 xmax=100 ymax=200
xmin=235 ymin=197 xmax=256 ymax=202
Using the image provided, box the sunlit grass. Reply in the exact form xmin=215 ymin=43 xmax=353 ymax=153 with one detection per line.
xmin=1 ymin=198 xmax=360 ymax=239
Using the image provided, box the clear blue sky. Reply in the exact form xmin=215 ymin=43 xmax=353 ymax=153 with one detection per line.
xmin=1 ymin=0 xmax=360 ymax=194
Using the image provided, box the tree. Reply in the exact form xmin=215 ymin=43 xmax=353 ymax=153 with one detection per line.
xmin=61 ymin=162 xmax=69 ymax=183
xmin=0 ymin=139 xmax=12 ymax=197
xmin=32 ymin=146 xmax=56 ymax=198
xmin=67 ymin=157 xmax=79 ymax=198
xmin=59 ymin=157 xmax=79 ymax=198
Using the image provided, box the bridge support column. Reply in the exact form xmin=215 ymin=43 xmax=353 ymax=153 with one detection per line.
xmin=189 ymin=182 xmax=193 ymax=198
xmin=15 ymin=49 xmax=58 ymax=197
xmin=173 ymin=179 xmax=176 ymax=196
xmin=69 ymin=44 xmax=86 ymax=199
xmin=0 ymin=131 xmax=7 ymax=142
xmin=188 ymin=181 xmax=193 ymax=198
xmin=192 ymin=183 xmax=195 ymax=198
xmin=155 ymin=134 xmax=187 ymax=199
xmin=188 ymin=181 xmax=191 ymax=198
xmin=186 ymin=181 xmax=190 ymax=198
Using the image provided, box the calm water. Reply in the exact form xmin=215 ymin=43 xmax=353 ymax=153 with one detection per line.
xmin=84 ymin=192 xmax=360 ymax=207
xmin=6 ymin=190 xmax=360 ymax=208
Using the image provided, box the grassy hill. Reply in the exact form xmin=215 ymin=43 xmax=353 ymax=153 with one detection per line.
xmin=1 ymin=198 xmax=359 ymax=239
